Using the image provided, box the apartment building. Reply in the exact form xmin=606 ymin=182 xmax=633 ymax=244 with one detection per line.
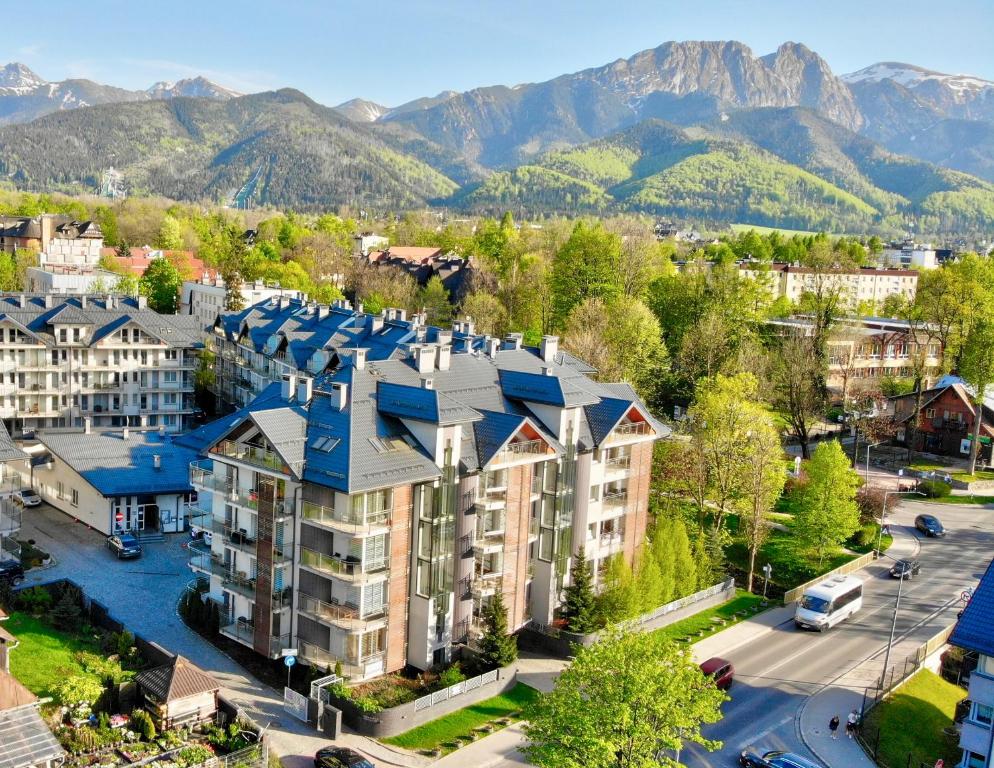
xmin=950 ymin=557 xmax=994 ymax=768
xmin=211 ymin=297 xmax=432 ymax=409
xmin=738 ymin=262 xmax=919 ymax=309
xmin=0 ymin=215 xmax=103 ymax=264
xmin=0 ymin=294 xmax=203 ymax=435
xmin=180 ymin=278 xmax=304 ymax=334
xmin=770 ymin=317 xmax=943 ymax=395
xmin=186 ymin=329 xmax=664 ymax=678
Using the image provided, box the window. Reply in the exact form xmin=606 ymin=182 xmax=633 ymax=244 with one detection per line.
xmin=979 ymin=655 xmax=994 ymax=677
xmin=164 ymin=371 xmax=178 ymax=383
xmin=925 ymin=409 xmax=936 ymax=419
xmin=164 ymin=393 xmax=177 ymax=405
xmin=973 ymin=703 xmax=993 ymax=726
xmin=59 ymin=328 xmax=67 ymax=343
xmin=73 ymin=327 xmax=81 ymax=342
xmin=57 ymin=481 xmax=64 ymax=501
xmin=71 ymin=488 xmax=79 ymax=507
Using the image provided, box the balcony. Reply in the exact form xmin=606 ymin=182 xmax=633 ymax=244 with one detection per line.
xmin=298 ymin=641 xmax=379 ymax=679
xmin=301 ymin=500 xmax=391 ymax=535
xmin=601 ymin=491 xmax=628 ymax=513
xmin=212 ymin=519 xmax=257 ymax=553
xmin=212 ymin=440 xmax=287 ymax=473
xmin=219 ymin=620 xmax=290 ymax=658
xmin=299 ymin=546 xmax=389 ymax=583
xmin=471 ymin=574 xmax=503 ymax=598
xmin=297 ymin=593 xmax=388 ymax=631
xmin=598 ymin=531 xmax=624 ymax=552
xmin=602 ymin=454 xmax=632 ymax=477
xmin=492 ymin=439 xmax=549 ymax=466
xmin=606 ymin=421 xmax=652 ymax=443
xmin=188 ymin=461 xmax=294 ymax=515
xmin=210 ymin=558 xmax=258 ymax=599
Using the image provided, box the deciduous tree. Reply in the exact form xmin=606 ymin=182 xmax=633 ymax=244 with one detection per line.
xmin=794 ymin=441 xmax=860 ymax=566
xmin=139 ymin=256 xmax=183 ymax=313
xmin=550 ymin=221 xmax=622 ymax=328
xmin=767 ymin=334 xmax=826 ymax=459
xmin=737 ymin=414 xmax=786 ymax=592
xmin=522 ymin=629 xmax=725 ymax=768
xmin=959 ymin=318 xmax=994 ymax=475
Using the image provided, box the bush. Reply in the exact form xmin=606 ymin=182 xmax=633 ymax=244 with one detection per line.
xmin=51 ymin=590 xmax=83 ymax=630
xmin=856 ymin=485 xmax=886 ymax=524
xmin=848 ymin=522 xmax=878 ymax=549
xmin=438 ymin=662 xmax=467 ymax=688
xmin=352 ymin=695 xmax=383 ymax=714
xmin=176 ymin=745 xmax=214 ymax=767
xmin=117 ymin=630 xmax=135 ymax=658
xmin=51 ymin=675 xmax=105 ymax=708
xmin=918 ymin=479 xmax=952 ymax=498
xmin=130 ymin=708 xmax=156 ymax=741
xmin=16 ymin=585 xmax=53 ymax=613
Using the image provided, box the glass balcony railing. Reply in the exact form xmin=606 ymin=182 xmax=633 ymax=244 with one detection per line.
xmin=601 ymin=491 xmax=628 ymax=512
xmin=213 ymin=440 xmax=286 ymax=472
xmin=212 ymin=519 xmax=257 ymax=551
xmin=492 ymin=438 xmax=548 ymax=465
xmin=607 ymin=421 xmax=652 ymax=441
xmin=299 ymin=546 xmax=389 ymax=582
xmin=188 ymin=461 xmax=294 ymax=515
xmin=297 ymin=593 xmax=388 ymax=630
xmin=301 ymin=500 xmax=391 ymax=534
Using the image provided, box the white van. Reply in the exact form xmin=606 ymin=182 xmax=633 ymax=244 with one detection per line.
xmin=794 ymin=575 xmax=863 ymax=631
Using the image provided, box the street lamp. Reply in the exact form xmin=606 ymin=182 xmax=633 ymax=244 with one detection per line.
xmin=865 ymin=440 xmax=886 ymax=483
xmin=877 ymin=490 xmax=926 ymax=556
xmin=879 ymin=555 xmax=905 ymax=691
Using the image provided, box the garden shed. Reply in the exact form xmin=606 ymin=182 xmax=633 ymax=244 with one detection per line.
xmin=0 ymin=670 xmax=65 ymax=768
xmin=134 ymin=656 xmax=219 ymax=729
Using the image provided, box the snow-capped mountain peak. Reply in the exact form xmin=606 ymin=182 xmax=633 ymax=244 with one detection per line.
xmin=146 ymin=76 xmax=241 ymax=101
xmin=0 ymin=62 xmax=47 ymax=91
xmin=842 ymin=61 xmax=994 ymax=95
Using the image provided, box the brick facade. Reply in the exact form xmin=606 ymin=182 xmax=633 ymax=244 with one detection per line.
xmin=386 ymin=485 xmax=413 ymax=673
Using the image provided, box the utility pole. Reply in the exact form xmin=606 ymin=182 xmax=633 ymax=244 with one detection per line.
xmin=880 ymin=568 xmax=906 ymax=691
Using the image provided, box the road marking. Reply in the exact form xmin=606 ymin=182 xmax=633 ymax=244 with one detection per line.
xmin=737 ymin=714 xmax=794 ymax=751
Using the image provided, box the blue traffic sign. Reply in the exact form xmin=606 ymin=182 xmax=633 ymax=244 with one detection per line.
xmin=284 ymin=655 xmax=296 ymax=667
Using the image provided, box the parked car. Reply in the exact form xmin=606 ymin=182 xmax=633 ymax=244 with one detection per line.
xmin=314 ymin=747 xmax=375 ymax=768
xmin=106 ymin=533 xmax=143 ymax=559
xmin=13 ymin=489 xmax=41 ymax=507
xmin=0 ymin=559 xmax=24 ymax=585
xmin=889 ymin=559 xmax=922 ymax=579
xmin=699 ymin=656 xmax=735 ymax=690
xmin=915 ymin=514 xmax=945 ymax=537
xmin=739 ymin=749 xmax=822 ymax=768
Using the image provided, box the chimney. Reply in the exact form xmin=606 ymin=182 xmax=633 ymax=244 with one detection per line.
xmin=354 ymin=348 xmax=367 ymax=370
xmin=541 ymin=335 xmax=559 ymax=363
xmin=317 ymin=305 xmax=330 ymax=320
xmin=83 ymin=417 xmax=91 ymax=435
xmin=437 ymin=344 xmax=451 ymax=371
xmin=122 ymin=426 xmax=129 ymax=440
xmin=331 ymin=382 xmax=348 ymax=410
xmin=356 ymin=301 xmax=364 ymax=314
xmin=106 ymin=294 xmax=115 ymax=310
xmin=415 ymin=344 xmax=436 ymax=374
xmin=421 ymin=376 xmax=434 ymax=390
xmin=436 ymin=330 xmax=453 ymax=347
xmin=153 ymin=454 xmax=161 ymax=470
xmin=297 ymin=376 xmax=313 ymax=404
xmin=542 ymin=366 xmax=554 ymax=376
xmin=503 ymin=332 xmax=523 ymax=351
xmin=395 ymin=308 xmax=407 ymax=322
xmin=278 ymin=297 xmax=290 ymax=310
xmin=370 ymin=315 xmax=384 ymax=333
xmin=485 ymin=336 xmax=500 ymax=358
xmin=281 ymin=373 xmax=297 ymax=401
xmin=137 ymin=295 xmax=148 ymax=309
xmin=18 ymin=294 xmax=25 ymax=308
xmin=159 ymin=424 xmax=166 ymax=438
xmin=80 ymin=294 xmax=87 ymax=308
xmin=384 ymin=308 xmax=396 ymax=322
xmin=43 ymin=294 xmax=54 ymax=309
xmin=463 ymin=319 xmax=475 ymax=336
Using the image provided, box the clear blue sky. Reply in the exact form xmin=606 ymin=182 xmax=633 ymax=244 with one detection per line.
xmin=10 ymin=0 xmax=994 ymax=107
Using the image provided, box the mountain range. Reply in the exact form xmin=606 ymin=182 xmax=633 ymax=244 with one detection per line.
xmin=0 ymin=43 xmax=992 ymax=232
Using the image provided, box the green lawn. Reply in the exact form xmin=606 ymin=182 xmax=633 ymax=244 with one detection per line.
xmin=653 ymin=590 xmax=767 ymax=644
xmin=382 ymin=683 xmax=540 ymax=755
xmin=927 ymin=494 xmax=994 ymax=505
xmin=862 ymin=669 xmax=964 ymax=768
xmin=908 ymin=461 xmax=994 ymax=484
xmin=3 ymin=612 xmax=103 ymax=699
xmin=726 ymin=528 xmax=855 ymax=590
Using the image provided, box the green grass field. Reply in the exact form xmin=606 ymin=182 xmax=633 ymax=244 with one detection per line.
xmin=908 ymin=461 xmax=994 ymax=484
xmin=653 ymin=590 xmax=767 ymax=644
xmin=3 ymin=612 xmax=103 ymax=699
xmin=862 ymin=669 xmax=964 ymax=768
xmin=730 ymin=223 xmax=821 ymax=237
xmin=381 ymin=683 xmax=540 ymax=755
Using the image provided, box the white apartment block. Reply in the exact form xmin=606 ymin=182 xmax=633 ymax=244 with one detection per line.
xmin=180 ymin=279 xmax=305 ymax=334
xmin=739 ymin=263 xmax=919 ymax=309
xmin=0 ymin=294 xmax=203 ymax=435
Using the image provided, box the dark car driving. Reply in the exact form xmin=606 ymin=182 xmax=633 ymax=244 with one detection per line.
xmin=106 ymin=533 xmax=143 ymax=559
xmin=889 ymin=558 xmax=922 ymax=579
xmin=314 ymin=747 xmax=375 ymax=768
xmin=915 ymin=514 xmax=945 ymax=537
xmin=740 ymin=749 xmax=822 ymax=768
xmin=699 ymin=656 xmax=734 ymax=690
xmin=0 ymin=559 xmax=24 ymax=585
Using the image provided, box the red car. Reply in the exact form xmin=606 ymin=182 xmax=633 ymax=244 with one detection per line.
xmin=700 ymin=657 xmax=735 ymax=690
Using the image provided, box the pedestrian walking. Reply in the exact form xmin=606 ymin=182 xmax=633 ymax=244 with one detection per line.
xmin=829 ymin=715 xmax=840 ymax=739
xmin=847 ymin=709 xmax=859 ymax=739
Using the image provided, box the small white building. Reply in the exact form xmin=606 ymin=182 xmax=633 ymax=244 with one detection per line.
xmin=31 ymin=426 xmax=201 ymax=535
xmin=180 ymin=278 xmax=305 ymax=334
xmin=25 ymin=265 xmax=123 ymax=295
xmin=881 ymin=243 xmax=937 ymax=270
xmin=353 ymin=232 xmax=388 ymax=256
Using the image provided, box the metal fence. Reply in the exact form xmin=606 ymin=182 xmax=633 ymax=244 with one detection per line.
xmin=413 ymin=669 xmax=500 ymax=713
xmin=783 ymin=551 xmax=877 ymax=604
xmin=856 ymin=624 xmax=958 ymax=768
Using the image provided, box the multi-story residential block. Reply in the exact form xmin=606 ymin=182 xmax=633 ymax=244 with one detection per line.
xmin=950 ymin=557 xmax=994 ymax=768
xmin=0 ymin=294 xmax=203 ymax=434
xmin=186 ymin=327 xmax=665 ymax=677
xmin=737 ymin=262 xmax=919 ymax=308
xmin=210 ymin=297 xmax=429 ymax=409
xmin=770 ymin=316 xmax=942 ymax=396
xmin=0 ymin=215 xmax=103 ymax=264
xmin=181 ymin=278 xmax=304 ymax=334
xmin=25 ymin=264 xmax=124 ymax=295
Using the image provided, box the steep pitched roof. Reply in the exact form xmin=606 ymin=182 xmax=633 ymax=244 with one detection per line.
xmin=0 ymin=422 xmax=26 ymax=464
xmin=134 ymin=656 xmax=219 ymax=702
xmin=498 ymin=368 xmax=599 ymax=408
xmin=376 ymin=381 xmax=481 ymax=425
xmin=951 ymin=557 xmax=994 ymax=657
xmin=0 ymin=694 xmax=64 ymax=768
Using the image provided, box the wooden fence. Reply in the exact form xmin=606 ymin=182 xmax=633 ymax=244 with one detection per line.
xmin=783 ymin=551 xmax=877 ymax=604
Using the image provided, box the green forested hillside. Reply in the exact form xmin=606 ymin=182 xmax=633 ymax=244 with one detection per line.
xmin=457 ymin=117 xmax=994 ymax=232
xmin=0 ymin=90 xmax=458 ymax=210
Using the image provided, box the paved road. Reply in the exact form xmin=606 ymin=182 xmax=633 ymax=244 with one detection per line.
xmin=681 ymin=498 xmax=992 ymax=768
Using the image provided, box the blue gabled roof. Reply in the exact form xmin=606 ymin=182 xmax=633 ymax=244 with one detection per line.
xmin=473 ymin=410 xmax=527 ymax=467
xmin=301 ymin=370 xmax=353 ymax=492
xmin=584 ymin=397 xmax=636 ymax=446
xmin=376 ymin=381 xmax=480 ymax=425
xmin=951 ymin=557 xmax=994 ymax=657
xmin=498 ymin=369 xmax=598 ymax=407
